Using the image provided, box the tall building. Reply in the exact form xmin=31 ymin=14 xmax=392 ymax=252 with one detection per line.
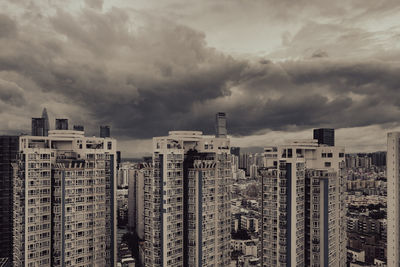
xmin=42 ymin=108 xmax=50 ymax=136
xmin=100 ymin=126 xmax=111 ymax=138
xmin=387 ymin=132 xmax=400 ymax=267
xmin=0 ymin=136 xmax=19 ymax=262
xmin=313 ymin=128 xmax=335 ymax=146
xmin=215 ymin=112 xmax=227 ymax=138
xmin=12 ymin=129 xmax=117 ymax=267
xmin=128 ymin=163 xmax=151 ymax=241
xmin=31 ymin=118 xmax=46 ymax=136
xmin=259 ymin=139 xmax=346 ymax=267
xmin=55 ymin=118 xmax=68 ymax=130
xmin=144 ymin=131 xmax=231 ymax=267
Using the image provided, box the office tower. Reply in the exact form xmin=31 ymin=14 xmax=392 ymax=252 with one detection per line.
xmin=128 ymin=163 xmax=151 ymax=240
xmin=215 ymin=112 xmax=227 ymax=138
xmin=313 ymin=128 xmax=335 ymax=146
xmin=55 ymin=118 xmax=68 ymax=130
xmin=42 ymin=108 xmax=49 ymax=136
xmin=0 ymin=136 xmax=19 ymax=262
xmin=100 ymin=125 xmax=111 ymax=138
xmin=73 ymin=125 xmax=84 ymax=131
xmin=387 ymin=132 xmax=400 ymax=267
xmin=13 ymin=129 xmax=117 ymax=267
xmin=259 ymin=139 xmax=346 ymax=267
xmin=230 ymin=146 xmax=240 ymax=157
xmin=32 ymin=118 xmax=45 ymax=136
xmin=145 ymin=131 xmax=231 ymax=267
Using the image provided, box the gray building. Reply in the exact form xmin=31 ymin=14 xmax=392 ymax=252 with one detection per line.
xmin=55 ymin=118 xmax=69 ymax=130
xmin=215 ymin=112 xmax=227 ymax=138
xmin=100 ymin=125 xmax=111 ymax=138
xmin=313 ymin=128 xmax=335 ymax=146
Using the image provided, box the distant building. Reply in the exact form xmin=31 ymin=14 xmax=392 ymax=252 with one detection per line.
xmin=55 ymin=118 xmax=68 ymax=130
xmin=42 ymin=108 xmax=49 ymax=136
xmin=313 ymin=128 xmax=335 ymax=146
xmin=128 ymin=163 xmax=151 ymax=241
xmin=100 ymin=125 xmax=111 ymax=138
xmin=215 ymin=112 xmax=227 ymax=138
xmin=145 ymin=131 xmax=231 ymax=266
xmin=31 ymin=117 xmax=46 ymax=136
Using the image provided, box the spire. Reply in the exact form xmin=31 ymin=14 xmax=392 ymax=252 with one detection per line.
xmin=41 ymin=108 xmax=49 ymax=136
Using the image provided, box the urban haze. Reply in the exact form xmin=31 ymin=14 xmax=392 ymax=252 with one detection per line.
xmin=0 ymin=0 xmax=398 ymax=267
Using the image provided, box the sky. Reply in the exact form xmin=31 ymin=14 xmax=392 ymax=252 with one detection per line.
xmin=0 ymin=0 xmax=400 ymax=157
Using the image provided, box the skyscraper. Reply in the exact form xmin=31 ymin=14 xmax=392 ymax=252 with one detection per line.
xmin=42 ymin=108 xmax=49 ymax=136
xmin=12 ymin=129 xmax=117 ymax=267
xmin=145 ymin=131 xmax=231 ymax=267
xmin=0 ymin=136 xmax=19 ymax=262
xmin=259 ymin=139 xmax=346 ymax=267
xmin=215 ymin=112 xmax=227 ymax=138
xmin=31 ymin=118 xmax=45 ymax=136
xmin=387 ymin=132 xmax=400 ymax=267
xmin=55 ymin=118 xmax=68 ymax=130
xmin=313 ymin=128 xmax=335 ymax=146
xmin=100 ymin=126 xmax=111 ymax=138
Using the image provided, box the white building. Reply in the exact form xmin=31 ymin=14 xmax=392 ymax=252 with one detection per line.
xmin=387 ymin=132 xmax=400 ymax=267
xmin=259 ymin=139 xmax=346 ymax=267
xmin=13 ymin=129 xmax=117 ymax=267
xmin=144 ymin=131 xmax=232 ymax=267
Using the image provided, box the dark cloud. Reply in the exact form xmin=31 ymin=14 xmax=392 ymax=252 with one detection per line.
xmin=0 ymin=14 xmax=17 ymax=38
xmin=0 ymin=79 xmax=26 ymax=106
xmin=0 ymin=5 xmax=400 ymax=144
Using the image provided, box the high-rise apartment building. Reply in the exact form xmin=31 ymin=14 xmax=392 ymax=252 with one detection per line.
xmin=12 ymin=129 xmax=117 ymax=267
xmin=0 ymin=136 xmax=19 ymax=262
xmin=215 ymin=112 xmax=227 ymax=138
xmin=128 ymin=163 xmax=151 ymax=241
xmin=260 ymin=139 xmax=346 ymax=267
xmin=313 ymin=128 xmax=335 ymax=147
xmin=144 ymin=131 xmax=231 ymax=267
xmin=387 ymin=132 xmax=400 ymax=267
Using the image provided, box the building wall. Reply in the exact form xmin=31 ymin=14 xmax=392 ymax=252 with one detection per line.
xmin=387 ymin=132 xmax=400 ymax=267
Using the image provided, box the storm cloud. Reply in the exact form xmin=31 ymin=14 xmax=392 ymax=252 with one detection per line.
xmin=0 ymin=0 xmax=400 ymax=155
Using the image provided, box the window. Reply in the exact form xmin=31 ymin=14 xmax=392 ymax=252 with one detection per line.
xmin=339 ymin=153 xmax=344 ymax=158
xmin=324 ymin=162 xmax=331 ymax=167
xmin=107 ymin=142 xmax=112 ymax=149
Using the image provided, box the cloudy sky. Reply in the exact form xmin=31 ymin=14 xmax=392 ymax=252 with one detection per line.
xmin=1 ymin=0 xmax=400 ymax=157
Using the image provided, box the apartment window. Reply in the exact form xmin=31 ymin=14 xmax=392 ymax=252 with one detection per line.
xmin=327 ymin=153 xmax=333 ymax=158
xmin=107 ymin=142 xmax=112 ymax=150
xmin=321 ymin=153 xmax=327 ymax=158
xmin=339 ymin=153 xmax=344 ymax=158
xmin=324 ymin=162 xmax=331 ymax=167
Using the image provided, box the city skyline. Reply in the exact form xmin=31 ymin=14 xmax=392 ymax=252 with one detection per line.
xmin=1 ymin=0 xmax=400 ymax=157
